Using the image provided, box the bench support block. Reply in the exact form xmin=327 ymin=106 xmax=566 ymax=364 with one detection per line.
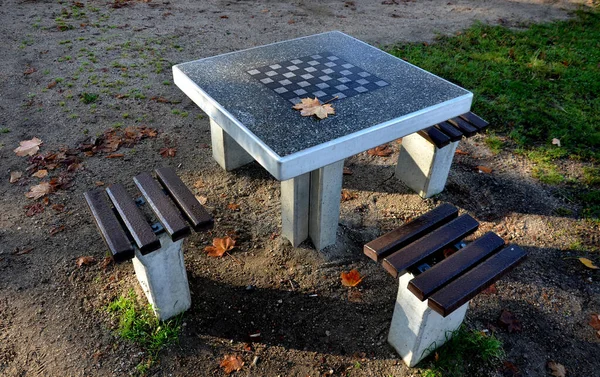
xmin=388 ymin=272 xmax=468 ymax=367
xmin=132 ymin=233 xmax=191 ymax=321
xmin=309 ymin=160 xmax=344 ymax=250
xmin=210 ymin=119 xmax=254 ymax=171
xmin=395 ymin=133 xmax=459 ymax=198
xmin=281 ymin=173 xmax=310 ymax=247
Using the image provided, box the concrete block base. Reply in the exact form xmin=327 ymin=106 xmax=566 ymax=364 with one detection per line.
xmin=132 ymin=233 xmax=191 ymax=321
xmin=395 ymin=133 xmax=459 ymax=198
xmin=210 ymin=119 xmax=254 ymax=171
xmin=388 ymin=272 xmax=468 ymax=367
xmin=281 ymin=173 xmax=310 ymax=247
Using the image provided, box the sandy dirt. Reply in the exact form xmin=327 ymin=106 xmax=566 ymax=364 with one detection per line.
xmin=0 ymin=0 xmax=598 ymax=376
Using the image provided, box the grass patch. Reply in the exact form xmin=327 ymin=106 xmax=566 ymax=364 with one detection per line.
xmin=484 ymin=133 xmax=504 ymax=154
xmin=81 ymin=92 xmax=99 ymax=104
xmin=0 ymin=127 xmax=10 ymax=134
xmin=107 ymin=291 xmax=182 ymax=372
xmin=420 ymin=326 xmax=505 ymax=377
xmin=387 ymin=9 xmax=600 ymax=161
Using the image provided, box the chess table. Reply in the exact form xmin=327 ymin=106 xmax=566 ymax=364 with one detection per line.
xmin=173 ymin=31 xmax=472 ymax=250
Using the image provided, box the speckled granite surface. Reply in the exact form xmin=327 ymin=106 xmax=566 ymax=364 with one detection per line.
xmin=175 ymin=31 xmax=470 ymax=158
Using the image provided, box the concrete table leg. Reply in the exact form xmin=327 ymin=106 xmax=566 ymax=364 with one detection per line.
xmin=388 ymin=272 xmax=468 ymax=367
xmin=395 ymin=133 xmax=459 ymax=198
xmin=210 ymin=119 xmax=254 ymax=171
xmin=281 ymin=173 xmax=310 ymax=247
xmin=132 ymin=233 xmax=191 ymax=321
xmin=309 ymin=160 xmax=344 ymax=250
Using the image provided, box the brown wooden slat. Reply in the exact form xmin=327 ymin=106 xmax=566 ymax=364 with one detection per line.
xmin=428 ymin=245 xmax=527 ymax=317
xmin=459 ymin=112 xmax=489 ymax=131
xmin=133 ymin=172 xmax=190 ymax=241
xmin=448 ymin=117 xmax=478 ymax=137
xmin=364 ymin=204 xmax=458 ymax=262
xmin=106 ymin=183 xmax=160 ymax=255
xmin=436 ymin=121 xmax=463 ymax=141
xmin=382 ymin=214 xmax=479 ymax=278
xmin=155 ymin=167 xmax=213 ymax=231
xmin=84 ymin=189 xmax=134 ymax=263
xmin=407 ymin=232 xmax=505 ymax=300
xmin=418 ymin=127 xmax=451 ymax=148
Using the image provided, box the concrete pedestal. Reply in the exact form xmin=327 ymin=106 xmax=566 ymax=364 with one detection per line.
xmin=132 ymin=233 xmax=191 ymax=321
xmin=395 ymin=133 xmax=459 ymax=198
xmin=210 ymin=119 xmax=254 ymax=171
xmin=388 ymin=272 xmax=468 ymax=367
xmin=281 ymin=173 xmax=310 ymax=247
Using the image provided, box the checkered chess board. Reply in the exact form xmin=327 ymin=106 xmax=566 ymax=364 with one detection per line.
xmin=247 ymin=52 xmax=389 ymax=104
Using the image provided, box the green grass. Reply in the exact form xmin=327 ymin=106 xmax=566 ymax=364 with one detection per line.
xmin=387 ymin=9 xmax=600 ymax=161
xmin=420 ymin=326 xmax=505 ymax=377
xmin=107 ymin=291 xmax=182 ymax=372
xmin=81 ymin=92 xmax=99 ymax=104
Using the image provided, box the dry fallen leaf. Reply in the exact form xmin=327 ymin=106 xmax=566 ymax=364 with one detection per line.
xmin=220 ymin=354 xmax=244 ymax=374
xmin=205 ymin=236 xmax=236 ymax=257
xmin=194 ymin=180 xmax=205 ymax=189
xmin=76 ymin=256 xmax=96 ymax=267
xmin=47 ymin=81 xmax=57 ymax=89
xmin=9 ymin=171 xmax=22 ymax=183
xmin=341 ymin=269 xmax=363 ymax=287
xmin=482 ymin=283 xmax=498 ymax=295
xmin=52 ymin=203 xmax=65 ymax=212
xmin=24 ymin=67 xmax=37 ymax=75
xmin=455 ymin=149 xmax=470 ymax=155
xmin=341 ymin=189 xmax=358 ymax=202
xmin=547 ymin=361 xmax=567 ymax=377
xmin=24 ymin=203 xmax=45 ymax=217
xmin=343 ymin=167 xmax=353 ymax=175
xmin=49 ymin=225 xmax=65 ymax=236
xmin=25 ymin=182 xmax=52 ymax=200
xmin=477 ymin=165 xmax=493 ymax=174
xmin=106 ymin=153 xmax=124 ymax=159
xmin=195 ymin=195 xmax=208 ymax=205
xmin=227 ymin=203 xmax=240 ymax=211
xmin=552 ymin=138 xmax=561 ymax=147
xmin=159 ymin=147 xmax=177 ymax=158
xmin=501 ymin=361 xmax=521 ymax=377
xmin=498 ymin=309 xmax=522 ymax=333
xmin=32 ymin=169 xmax=48 ymax=178
xmin=578 ymin=257 xmax=599 ymax=269
xmin=95 ymin=181 xmax=105 ymax=186
xmin=292 ymin=97 xmax=335 ymax=119
xmin=589 ymin=313 xmax=600 ymax=338
xmin=13 ymin=247 xmax=34 ymax=255
xmin=14 ymin=137 xmax=43 ymax=156
xmin=367 ymin=144 xmax=393 ymax=157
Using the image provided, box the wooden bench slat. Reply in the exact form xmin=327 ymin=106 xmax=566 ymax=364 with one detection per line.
xmin=382 ymin=214 xmax=479 ymax=278
xmin=436 ymin=121 xmax=463 ymax=141
xmin=418 ymin=127 xmax=451 ymax=149
xmin=106 ymin=183 xmax=161 ymax=255
xmin=428 ymin=245 xmax=527 ymax=317
xmin=459 ymin=112 xmax=489 ymax=131
xmin=364 ymin=204 xmax=458 ymax=262
xmin=155 ymin=167 xmax=214 ymax=231
xmin=84 ymin=189 xmax=134 ymax=263
xmin=449 ymin=117 xmax=478 ymax=137
xmin=133 ymin=172 xmax=190 ymax=241
xmin=407 ymin=232 xmax=505 ymax=300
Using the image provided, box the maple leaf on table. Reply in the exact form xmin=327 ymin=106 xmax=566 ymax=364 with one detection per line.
xmin=204 ymin=236 xmax=236 ymax=257
xmin=14 ymin=137 xmax=43 ymax=156
xmin=341 ymin=268 xmax=363 ymax=287
xmin=220 ymin=354 xmax=244 ymax=374
xmin=292 ymin=97 xmax=335 ymax=119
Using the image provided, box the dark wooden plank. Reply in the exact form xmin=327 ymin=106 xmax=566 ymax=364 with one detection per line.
xmin=133 ymin=172 xmax=190 ymax=241
xmin=448 ymin=117 xmax=478 ymax=137
xmin=428 ymin=245 xmax=527 ymax=317
xmin=364 ymin=204 xmax=458 ymax=262
xmin=408 ymin=232 xmax=505 ymax=300
xmin=84 ymin=189 xmax=134 ymax=263
xmin=155 ymin=167 xmax=213 ymax=231
xmin=459 ymin=112 xmax=489 ymax=131
xmin=436 ymin=121 xmax=463 ymax=141
xmin=382 ymin=214 xmax=479 ymax=278
xmin=418 ymin=127 xmax=451 ymax=148
xmin=106 ymin=183 xmax=161 ymax=255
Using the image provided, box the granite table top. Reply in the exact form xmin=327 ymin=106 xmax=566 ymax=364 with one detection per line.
xmin=173 ymin=31 xmax=472 ymax=181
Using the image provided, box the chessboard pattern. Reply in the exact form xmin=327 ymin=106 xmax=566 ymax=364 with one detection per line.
xmin=247 ymin=52 xmax=389 ymax=104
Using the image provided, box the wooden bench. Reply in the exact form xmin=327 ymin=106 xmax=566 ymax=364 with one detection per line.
xmin=395 ymin=112 xmax=489 ymax=198
xmin=364 ymin=203 xmax=526 ymax=367
xmin=84 ymin=167 xmax=213 ymax=320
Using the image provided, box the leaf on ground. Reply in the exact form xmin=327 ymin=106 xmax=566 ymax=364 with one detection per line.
xmin=482 ymin=283 xmax=498 ymax=295
xmin=578 ymin=257 xmax=599 ymax=269
xmin=24 ymin=203 xmax=45 ymax=217
xmin=220 ymin=354 xmax=244 ymax=374
xmin=194 ymin=180 xmax=205 ymax=189
xmin=106 ymin=153 xmax=124 ymax=159
xmin=9 ymin=171 xmax=22 ymax=183
xmin=205 ymin=236 xmax=236 ymax=257
xmin=341 ymin=189 xmax=358 ymax=202
xmin=498 ymin=309 xmax=522 ymax=333
xmin=47 ymin=81 xmax=57 ymax=89
xmin=552 ymin=138 xmax=561 ymax=147
xmin=367 ymin=144 xmax=393 ymax=157
xmin=348 ymin=290 xmax=363 ymax=302
xmin=24 ymin=67 xmax=37 ymax=75
xmin=13 ymin=247 xmax=34 ymax=255
xmin=343 ymin=167 xmax=353 ymax=175
xmin=455 ymin=149 xmax=470 ymax=155
xmin=195 ymin=195 xmax=208 ymax=205
xmin=25 ymin=182 xmax=52 ymax=200
xmin=227 ymin=203 xmax=240 ymax=211
xmin=589 ymin=314 xmax=600 ymax=338
xmin=159 ymin=147 xmax=177 ymax=158
xmin=477 ymin=165 xmax=493 ymax=174
xmin=52 ymin=203 xmax=65 ymax=212
xmin=138 ymin=126 xmax=158 ymax=138
xmin=547 ymin=361 xmax=567 ymax=377
xmin=341 ymin=269 xmax=363 ymax=287
xmin=501 ymin=361 xmax=522 ymax=377
xmin=32 ymin=169 xmax=48 ymax=178
xmin=76 ymin=256 xmax=96 ymax=267
xmin=50 ymin=225 xmax=65 ymax=236
xmin=14 ymin=137 xmax=43 ymax=156
xmin=95 ymin=181 xmax=105 ymax=186
xmin=292 ymin=97 xmax=335 ymax=119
